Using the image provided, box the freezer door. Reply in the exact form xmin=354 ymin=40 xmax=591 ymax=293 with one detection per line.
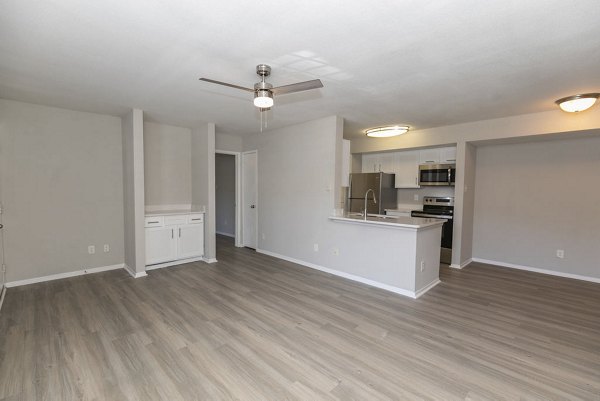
xmin=350 ymin=173 xmax=380 ymax=198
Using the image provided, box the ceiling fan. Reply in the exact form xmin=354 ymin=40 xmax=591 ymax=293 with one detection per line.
xmin=199 ymin=64 xmax=323 ymax=111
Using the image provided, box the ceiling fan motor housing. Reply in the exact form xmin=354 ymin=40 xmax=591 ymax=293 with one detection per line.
xmin=256 ymin=64 xmax=271 ymax=77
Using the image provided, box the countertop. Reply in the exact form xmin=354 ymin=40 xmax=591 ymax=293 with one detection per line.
xmin=329 ymin=214 xmax=444 ymax=229
xmin=145 ymin=209 xmax=205 ymax=217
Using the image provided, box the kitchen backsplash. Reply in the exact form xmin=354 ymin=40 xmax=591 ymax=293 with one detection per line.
xmin=396 ymin=186 xmax=455 ymax=207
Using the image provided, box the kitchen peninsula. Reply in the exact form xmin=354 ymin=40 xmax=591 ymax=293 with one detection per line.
xmin=327 ymin=214 xmax=444 ymax=298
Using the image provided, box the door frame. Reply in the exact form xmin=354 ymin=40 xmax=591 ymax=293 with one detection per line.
xmin=241 ymin=150 xmax=258 ymax=249
xmin=215 ymin=150 xmax=243 ymax=247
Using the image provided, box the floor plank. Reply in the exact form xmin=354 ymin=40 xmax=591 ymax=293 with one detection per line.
xmin=1 ymin=235 xmax=599 ymax=400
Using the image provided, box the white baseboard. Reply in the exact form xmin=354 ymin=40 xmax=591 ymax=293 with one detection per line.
xmin=123 ymin=264 xmax=148 ymax=278
xmin=202 ymin=257 xmax=218 ymax=264
xmin=471 ymin=258 xmax=600 ymax=284
xmin=414 ymin=279 xmax=441 ymax=299
xmin=6 ymin=263 xmax=125 ymax=288
xmin=449 ymin=258 xmax=472 ymax=270
xmin=0 ymin=285 xmax=6 ymax=313
xmin=216 ymin=231 xmax=235 ymax=238
xmin=256 ymin=248 xmax=429 ymax=299
xmin=146 ymin=256 xmax=205 ymax=271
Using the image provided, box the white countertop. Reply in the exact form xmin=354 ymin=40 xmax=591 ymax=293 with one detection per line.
xmin=145 ymin=209 xmax=205 ymax=217
xmin=329 ymin=214 xmax=444 ymax=229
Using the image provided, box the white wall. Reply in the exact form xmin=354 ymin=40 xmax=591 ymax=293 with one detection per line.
xmin=0 ymin=99 xmax=125 ymax=282
xmin=472 ymin=135 xmax=600 ymax=279
xmin=144 ymin=122 xmax=191 ymax=207
xmin=216 ymin=132 xmax=243 ymax=152
xmin=215 ymin=154 xmax=235 ymax=237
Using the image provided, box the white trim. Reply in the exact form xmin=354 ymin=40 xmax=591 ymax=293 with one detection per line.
xmin=471 ymin=258 xmax=600 ymax=284
xmin=257 ymin=248 xmax=420 ymax=299
xmin=414 ymin=279 xmax=441 ymax=299
xmin=216 ymin=150 xmax=243 ymax=247
xmin=0 ymin=285 xmax=6 ymax=313
xmin=123 ymin=264 xmax=148 ymax=278
xmin=241 ymin=150 xmax=258 ymax=249
xmin=216 ymin=231 xmax=235 ymax=238
xmin=6 ymin=263 xmax=125 ymax=288
xmin=449 ymin=258 xmax=472 ymax=269
xmin=202 ymin=257 xmax=218 ymax=264
xmin=145 ymin=204 xmax=192 ymax=213
xmin=146 ymin=256 xmax=205 ymax=270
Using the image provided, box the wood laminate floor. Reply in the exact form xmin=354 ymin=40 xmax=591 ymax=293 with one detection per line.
xmin=1 ymin=236 xmax=599 ymax=400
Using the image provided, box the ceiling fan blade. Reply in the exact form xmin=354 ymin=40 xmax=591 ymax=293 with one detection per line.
xmin=271 ymin=79 xmax=323 ymax=95
xmin=199 ymin=78 xmax=254 ymax=92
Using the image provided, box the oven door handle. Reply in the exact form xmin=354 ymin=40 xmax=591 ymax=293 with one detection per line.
xmin=412 ymin=213 xmax=452 ymax=220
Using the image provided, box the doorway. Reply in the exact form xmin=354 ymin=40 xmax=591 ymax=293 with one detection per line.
xmin=215 ymin=151 xmax=242 ymax=247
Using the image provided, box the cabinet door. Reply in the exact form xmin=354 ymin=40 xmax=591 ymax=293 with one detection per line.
xmin=379 ymin=153 xmax=395 ymax=173
xmin=419 ymin=148 xmax=441 ymax=165
xmin=145 ymin=227 xmax=177 ymax=265
xmin=393 ymin=150 xmax=421 ymax=188
xmin=177 ymin=224 xmax=204 ymax=259
xmin=361 ymin=153 xmax=379 ymax=172
xmin=440 ymin=147 xmax=457 ymax=163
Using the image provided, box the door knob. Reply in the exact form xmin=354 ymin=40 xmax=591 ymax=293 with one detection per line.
xmin=250 ymin=205 xmax=255 ymax=209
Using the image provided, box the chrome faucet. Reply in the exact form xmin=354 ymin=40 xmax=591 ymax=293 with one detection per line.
xmin=363 ymin=188 xmax=377 ymax=220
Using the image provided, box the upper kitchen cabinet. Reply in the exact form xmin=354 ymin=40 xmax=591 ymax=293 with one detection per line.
xmin=419 ymin=146 xmax=457 ymax=165
xmin=361 ymin=152 xmax=395 ymax=173
xmin=393 ymin=150 xmax=420 ymax=188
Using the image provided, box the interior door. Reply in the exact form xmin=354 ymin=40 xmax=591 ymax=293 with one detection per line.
xmin=242 ymin=151 xmax=257 ymax=249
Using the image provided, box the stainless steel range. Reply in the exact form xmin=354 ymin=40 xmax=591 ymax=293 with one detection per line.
xmin=411 ymin=196 xmax=454 ymax=264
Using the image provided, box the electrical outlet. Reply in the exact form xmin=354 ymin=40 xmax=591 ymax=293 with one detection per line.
xmin=88 ymin=245 xmax=95 ymax=254
xmin=103 ymin=244 xmax=110 ymax=253
xmin=313 ymin=243 xmax=319 ymax=252
xmin=332 ymin=248 xmax=340 ymax=256
xmin=414 ymin=194 xmax=419 ymax=201
xmin=420 ymin=260 xmax=425 ymax=272
xmin=261 ymin=233 xmax=266 ymax=240
xmin=556 ymin=249 xmax=564 ymax=259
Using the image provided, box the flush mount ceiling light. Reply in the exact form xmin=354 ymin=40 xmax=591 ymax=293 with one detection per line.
xmin=365 ymin=125 xmax=409 ymax=138
xmin=253 ymin=89 xmax=273 ymax=108
xmin=555 ymin=93 xmax=600 ymax=113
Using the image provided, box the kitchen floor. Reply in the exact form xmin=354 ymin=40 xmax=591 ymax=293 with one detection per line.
xmin=1 ymin=236 xmax=599 ymax=400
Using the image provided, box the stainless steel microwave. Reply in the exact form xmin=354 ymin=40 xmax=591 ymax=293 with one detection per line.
xmin=419 ymin=164 xmax=456 ymax=186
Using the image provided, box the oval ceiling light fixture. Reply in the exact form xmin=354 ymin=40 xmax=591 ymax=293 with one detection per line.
xmin=365 ymin=125 xmax=409 ymax=138
xmin=555 ymin=93 xmax=599 ymax=113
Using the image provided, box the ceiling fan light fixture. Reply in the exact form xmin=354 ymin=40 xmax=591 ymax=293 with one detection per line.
xmin=555 ymin=93 xmax=599 ymax=113
xmin=365 ymin=125 xmax=409 ymax=138
xmin=253 ymin=90 xmax=274 ymax=108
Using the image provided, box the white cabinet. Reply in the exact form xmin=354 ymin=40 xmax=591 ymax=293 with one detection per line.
xmin=361 ymin=153 xmax=394 ymax=173
xmin=440 ymin=147 xmax=457 ymax=163
xmin=419 ymin=146 xmax=457 ymax=164
xmin=146 ymin=226 xmax=178 ymax=265
xmin=145 ymin=213 xmax=204 ymax=267
xmin=393 ymin=150 xmax=420 ymax=188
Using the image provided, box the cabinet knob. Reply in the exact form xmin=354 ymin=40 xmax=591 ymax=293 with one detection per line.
xmin=250 ymin=205 xmax=256 ymax=209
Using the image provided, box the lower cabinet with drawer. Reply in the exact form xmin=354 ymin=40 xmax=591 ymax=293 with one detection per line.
xmin=145 ymin=213 xmax=204 ymax=267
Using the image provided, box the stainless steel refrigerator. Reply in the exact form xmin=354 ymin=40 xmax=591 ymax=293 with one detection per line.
xmin=348 ymin=173 xmax=397 ymax=215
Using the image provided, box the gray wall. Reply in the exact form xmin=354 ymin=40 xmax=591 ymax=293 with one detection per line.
xmin=144 ymin=122 xmax=192 ymax=207
xmin=122 ymin=109 xmax=146 ymax=275
xmin=216 ymin=132 xmax=243 ymax=152
xmin=191 ymin=124 xmax=216 ymax=260
xmin=472 ymin=135 xmax=600 ymax=279
xmin=215 ymin=154 xmax=235 ymax=237
xmin=0 ymin=99 xmax=125 ymax=282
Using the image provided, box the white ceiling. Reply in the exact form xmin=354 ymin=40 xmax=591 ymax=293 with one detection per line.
xmin=1 ymin=0 xmax=599 ymax=138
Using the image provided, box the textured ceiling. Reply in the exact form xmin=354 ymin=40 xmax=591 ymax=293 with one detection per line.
xmin=1 ymin=0 xmax=599 ymax=138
